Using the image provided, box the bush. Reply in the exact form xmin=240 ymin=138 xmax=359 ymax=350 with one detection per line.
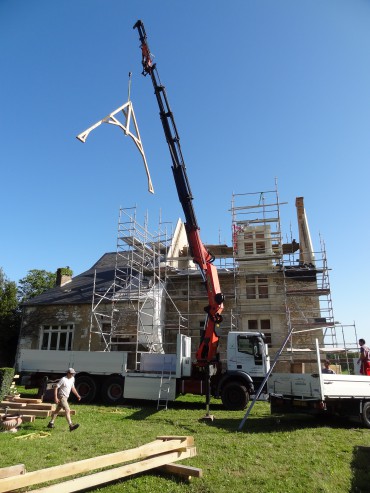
xmin=0 ymin=367 xmax=15 ymax=401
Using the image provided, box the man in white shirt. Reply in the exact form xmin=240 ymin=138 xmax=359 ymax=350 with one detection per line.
xmin=47 ymin=368 xmax=81 ymax=431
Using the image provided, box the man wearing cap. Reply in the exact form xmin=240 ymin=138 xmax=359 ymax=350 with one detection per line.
xmin=47 ymin=368 xmax=81 ymax=431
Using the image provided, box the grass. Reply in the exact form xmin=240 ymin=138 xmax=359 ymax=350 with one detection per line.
xmin=2 ymin=389 xmax=370 ymax=493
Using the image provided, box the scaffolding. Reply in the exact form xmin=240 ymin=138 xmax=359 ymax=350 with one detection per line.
xmin=89 ymin=207 xmax=186 ymax=369
xmin=89 ymin=188 xmax=358 ymax=374
xmin=229 ymin=183 xmax=356 ymax=372
xmin=230 ymin=186 xmax=288 ymax=343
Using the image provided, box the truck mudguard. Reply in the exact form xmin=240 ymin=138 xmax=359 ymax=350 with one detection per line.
xmin=217 ymin=370 xmax=254 ymax=396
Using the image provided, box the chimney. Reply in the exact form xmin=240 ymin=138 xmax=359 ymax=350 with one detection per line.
xmin=55 ymin=267 xmax=72 ymax=287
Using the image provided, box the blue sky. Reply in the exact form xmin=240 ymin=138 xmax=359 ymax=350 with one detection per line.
xmin=1 ymin=1 xmax=369 ymax=344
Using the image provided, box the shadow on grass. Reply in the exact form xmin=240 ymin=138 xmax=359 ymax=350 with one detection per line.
xmin=123 ymin=404 xmax=159 ymax=421
xmin=350 ymin=445 xmax=370 ymax=493
xmin=205 ymin=413 xmax=362 ymax=434
xmin=121 ymin=398 xmax=224 ymax=420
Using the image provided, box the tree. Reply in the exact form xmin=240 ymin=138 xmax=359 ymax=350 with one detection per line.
xmin=17 ymin=269 xmax=57 ymax=303
xmin=0 ymin=268 xmax=21 ymax=366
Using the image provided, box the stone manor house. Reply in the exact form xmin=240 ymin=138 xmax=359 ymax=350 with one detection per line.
xmin=17 ymin=189 xmax=339 ymax=373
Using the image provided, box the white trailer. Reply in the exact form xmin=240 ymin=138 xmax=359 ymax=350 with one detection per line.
xmin=268 ymin=341 xmax=370 ymax=428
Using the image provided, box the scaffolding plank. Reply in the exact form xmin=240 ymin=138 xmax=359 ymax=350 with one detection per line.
xmin=286 ymin=289 xmax=330 ymax=296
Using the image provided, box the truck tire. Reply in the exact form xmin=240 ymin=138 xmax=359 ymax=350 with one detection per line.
xmin=74 ymin=375 xmax=98 ymax=403
xmin=221 ymin=382 xmax=249 ymax=410
xmin=362 ymin=401 xmax=370 ymax=428
xmin=101 ymin=376 xmax=125 ymax=404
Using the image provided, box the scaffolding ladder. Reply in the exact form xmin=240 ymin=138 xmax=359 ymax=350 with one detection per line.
xmin=157 ymin=356 xmax=174 ymax=410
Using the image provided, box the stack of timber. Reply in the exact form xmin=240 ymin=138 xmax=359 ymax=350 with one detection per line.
xmin=0 ymin=436 xmax=201 ymax=493
xmin=0 ymin=396 xmax=75 ymax=423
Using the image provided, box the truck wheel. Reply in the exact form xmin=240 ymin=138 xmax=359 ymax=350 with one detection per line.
xmin=362 ymin=402 xmax=370 ymax=428
xmin=74 ymin=375 xmax=98 ymax=403
xmin=221 ymin=382 xmax=249 ymax=410
xmin=101 ymin=376 xmax=125 ymax=404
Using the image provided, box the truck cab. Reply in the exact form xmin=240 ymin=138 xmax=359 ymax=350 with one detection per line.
xmin=226 ymin=331 xmax=270 ymax=381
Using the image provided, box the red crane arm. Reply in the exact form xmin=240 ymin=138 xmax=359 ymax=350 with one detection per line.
xmin=133 ymin=20 xmax=224 ymax=365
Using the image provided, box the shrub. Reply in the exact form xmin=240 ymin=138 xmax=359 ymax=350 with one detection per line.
xmin=0 ymin=367 xmax=15 ymax=401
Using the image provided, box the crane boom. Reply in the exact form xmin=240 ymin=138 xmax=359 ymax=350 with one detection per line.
xmin=133 ymin=20 xmax=224 ymax=365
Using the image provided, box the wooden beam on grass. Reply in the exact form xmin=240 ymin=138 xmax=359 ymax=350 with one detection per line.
xmin=5 ymin=397 xmax=43 ymax=404
xmin=158 ymin=463 xmax=203 ymax=479
xmin=0 ymin=436 xmax=194 ymax=493
xmin=2 ymin=401 xmax=54 ymax=410
xmin=0 ymin=408 xmax=51 ymax=417
xmin=19 ymin=415 xmax=35 ymax=423
xmin=0 ymin=464 xmax=26 ymax=479
xmin=0 ymin=401 xmax=27 ymax=408
xmin=56 ymin=409 xmax=76 ymax=416
xmin=30 ymin=447 xmax=196 ymax=493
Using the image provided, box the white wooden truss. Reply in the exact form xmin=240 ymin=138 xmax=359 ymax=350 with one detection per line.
xmin=77 ymin=100 xmax=154 ymax=194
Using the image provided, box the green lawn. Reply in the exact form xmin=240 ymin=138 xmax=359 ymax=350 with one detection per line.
xmin=1 ymin=391 xmax=370 ymax=493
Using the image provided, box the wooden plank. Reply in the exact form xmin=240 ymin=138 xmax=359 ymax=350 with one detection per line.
xmin=158 ymin=463 xmax=203 ymax=478
xmin=0 ymin=464 xmax=26 ymax=479
xmin=157 ymin=435 xmax=195 ymax=446
xmin=20 ymin=415 xmax=35 ymax=423
xmin=30 ymin=447 xmax=197 ymax=493
xmin=56 ymin=410 xmax=76 ymax=416
xmin=3 ymin=399 xmax=51 ymax=409
xmin=0 ymin=437 xmax=193 ymax=493
xmin=0 ymin=401 xmax=27 ymax=408
xmin=0 ymin=408 xmax=51 ymax=417
xmin=5 ymin=397 xmax=43 ymax=404
xmin=8 ymin=403 xmax=54 ymax=410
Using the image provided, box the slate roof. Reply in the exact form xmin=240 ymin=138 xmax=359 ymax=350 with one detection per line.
xmin=23 ymin=253 xmax=131 ymax=306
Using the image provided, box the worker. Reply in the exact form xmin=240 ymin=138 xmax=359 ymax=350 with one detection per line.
xmin=357 ymin=339 xmax=370 ymax=375
xmin=322 ymin=360 xmax=335 ymax=374
xmin=47 ymin=368 xmax=81 ymax=431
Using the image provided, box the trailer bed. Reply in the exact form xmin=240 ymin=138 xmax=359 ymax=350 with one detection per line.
xmin=268 ymin=373 xmax=370 ymax=400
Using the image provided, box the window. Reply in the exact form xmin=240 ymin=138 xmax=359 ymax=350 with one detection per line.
xmin=246 ymin=276 xmax=269 ymax=299
xmin=248 ymin=319 xmax=271 ymax=345
xmin=246 ymin=277 xmax=256 ymax=299
xmin=40 ymin=325 xmax=74 ymax=350
xmin=261 ymin=319 xmax=272 ymax=344
xmin=243 ymin=230 xmax=266 ymax=255
xmin=258 ymin=277 xmax=268 ymax=299
xmin=256 ymin=232 xmax=266 ymax=254
xmin=237 ymin=336 xmax=254 ymax=355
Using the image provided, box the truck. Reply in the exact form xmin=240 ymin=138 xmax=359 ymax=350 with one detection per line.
xmin=268 ymin=340 xmax=370 ymax=428
xmin=17 ymin=331 xmax=269 ymax=410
